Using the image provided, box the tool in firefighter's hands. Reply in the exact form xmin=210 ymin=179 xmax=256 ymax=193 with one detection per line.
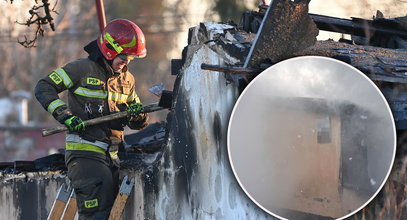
xmin=64 ymin=116 xmax=86 ymax=132
xmin=126 ymin=102 xmax=144 ymax=118
xmin=41 ymin=102 xmax=169 ymax=137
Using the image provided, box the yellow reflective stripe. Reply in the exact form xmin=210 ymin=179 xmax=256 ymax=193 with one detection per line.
xmin=66 ymin=142 xmax=105 ymax=154
xmin=108 ymin=91 xmax=129 ymax=102
xmin=54 ymin=68 xmax=73 ymax=88
xmin=104 ymin=32 xmax=123 ymax=53
xmin=121 ymin=36 xmax=136 ymax=48
xmin=74 ymin=87 xmax=107 ymax=98
xmin=66 ymin=134 xmax=109 ymax=150
xmin=47 ymin=99 xmax=66 ymax=114
xmin=127 ymin=91 xmax=140 ymax=103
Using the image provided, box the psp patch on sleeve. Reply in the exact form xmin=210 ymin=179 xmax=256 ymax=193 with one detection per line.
xmin=49 ymin=72 xmax=63 ymax=85
xmin=87 ymin=77 xmax=101 ymax=85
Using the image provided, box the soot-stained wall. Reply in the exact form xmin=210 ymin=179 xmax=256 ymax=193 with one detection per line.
xmin=131 ymin=22 xmax=276 ymax=219
xmin=0 ymin=172 xmax=67 ymax=219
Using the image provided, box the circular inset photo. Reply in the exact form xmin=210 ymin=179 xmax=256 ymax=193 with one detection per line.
xmin=227 ymin=56 xmax=396 ymax=220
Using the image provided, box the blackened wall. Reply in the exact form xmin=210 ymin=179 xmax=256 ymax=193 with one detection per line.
xmin=124 ymin=22 xmax=276 ymax=219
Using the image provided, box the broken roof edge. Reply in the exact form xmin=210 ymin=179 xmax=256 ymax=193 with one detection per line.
xmin=188 ymin=7 xmax=406 ymax=79
xmin=185 ymin=11 xmax=406 ymax=129
xmin=294 ymin=40 xmax=407 ymax=83
xmin=0 ymin=121 xmax=170 ymax=175
xmin=0 ymin=170 xmax=66 ymax=183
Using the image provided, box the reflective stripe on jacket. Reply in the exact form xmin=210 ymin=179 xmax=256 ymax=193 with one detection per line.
xmin=35 ymin=58 xmax=148 ymax=149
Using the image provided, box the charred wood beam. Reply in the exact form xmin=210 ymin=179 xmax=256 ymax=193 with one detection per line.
xmin=124 ymin=140 xmax=166 ymax=154
xmin=124 ymin=122 xmax=167 ymax=155
xmin=33 ymin=153 xmax=66 ymax=171
xmin=0 ymin=162 xmax=13 ymax=171
xmin=202 ymin=40 xmax=407 ymax=84
xmin=240 ymin=4 xmax=406 ymax=49
xmin=309 ymin=13 xmax=407 ymax=40
xmin=294 ymin=41 xmax=407 ymax=84
xmin=0 ymin=162 xmax=32 ymax=172
xmin=171 ymin=59 xmax=183 ymax=75
xmin=158 ymin=90 xmax=173 ymax=109
xmin=201 ymin=63 xmax=263 ymax=74
xmin=14 ymin=161 xmax=36 ymax=172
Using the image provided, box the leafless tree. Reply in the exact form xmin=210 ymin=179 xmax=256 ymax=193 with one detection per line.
xmin=7 ymin=0 xmax=59 ymax=48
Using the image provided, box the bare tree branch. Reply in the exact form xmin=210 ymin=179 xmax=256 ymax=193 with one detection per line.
xmin=14 ymin=0 xmax=59 ymax=48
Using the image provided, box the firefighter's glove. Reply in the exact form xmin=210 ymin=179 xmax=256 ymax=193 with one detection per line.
xmin=64 ymin=116 xmax=86 ymax=132
xmin=127 ymin=103 xmax=144 ymax=118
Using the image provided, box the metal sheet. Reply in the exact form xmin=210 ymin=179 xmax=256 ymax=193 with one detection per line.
xmin=243 ymin=0 xmax=318 ymax=68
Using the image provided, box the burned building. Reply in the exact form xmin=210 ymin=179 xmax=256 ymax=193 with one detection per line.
xmin=1 ymin=0 xmax=407 ymax=219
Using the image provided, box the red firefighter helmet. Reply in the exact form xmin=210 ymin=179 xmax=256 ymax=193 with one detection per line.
xmin=97 ymin=19 xmax=147 ymax=60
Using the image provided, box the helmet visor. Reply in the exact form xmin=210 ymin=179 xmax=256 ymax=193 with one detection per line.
xmin=117 ymin=54 xmax=135 ymax=61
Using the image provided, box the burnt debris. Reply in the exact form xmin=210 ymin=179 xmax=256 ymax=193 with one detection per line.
xmin=310 ymin=12 xmax=407 ymax=49
xmin=0 ymin=122 xmax=169 ymax=174
xmin=0 ymin=153 xmax=66 ymax=174
xmin=243 ymin=0 xmax=319 ymax=68
xmin=198 ymin=1 xmax=407 ymax=128
xmin=124 ymin=122 xmax=168 ymax=154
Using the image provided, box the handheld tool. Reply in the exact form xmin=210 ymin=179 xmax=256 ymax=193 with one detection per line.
xmin=42 ymin=101 xmax=169 ymax=137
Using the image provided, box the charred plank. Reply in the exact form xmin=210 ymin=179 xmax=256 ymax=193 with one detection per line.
xmin=201 ymin=63 xmax=263 ymax=74
xmin=244 ymin=0 xmax=318 ymax=68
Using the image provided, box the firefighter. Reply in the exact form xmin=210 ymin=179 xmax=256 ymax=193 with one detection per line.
xmin=35 ymin=19 xmax=148 ymax=219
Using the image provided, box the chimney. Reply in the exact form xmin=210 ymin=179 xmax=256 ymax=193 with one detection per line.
xmin=11 ymin=90 xmax=31 ymax=125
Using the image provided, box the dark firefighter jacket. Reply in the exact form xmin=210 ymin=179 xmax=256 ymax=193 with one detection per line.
xmin=35 ymin=45 xmax=148 ymax=152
